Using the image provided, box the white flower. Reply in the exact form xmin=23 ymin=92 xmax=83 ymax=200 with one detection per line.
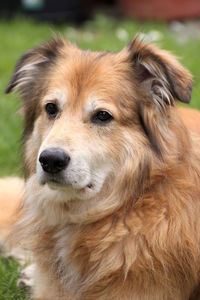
xmin=116 ymin=28 xmax=129 ymax=42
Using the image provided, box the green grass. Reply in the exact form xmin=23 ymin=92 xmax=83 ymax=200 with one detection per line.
xmin=0 ymin=14 xmax=200 ymax=299
xmin=0 ymin=257 xmax=30 ymax=300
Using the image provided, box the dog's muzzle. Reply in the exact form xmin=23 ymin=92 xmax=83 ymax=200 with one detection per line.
xmin=39 ymin=147 xmax=70 ymax=174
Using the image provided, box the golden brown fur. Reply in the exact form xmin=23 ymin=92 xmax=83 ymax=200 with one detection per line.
xmin=179 ymin=107 xmax=200 ymax=135
xmin=5 ymin=37 xmax=200 ymax=299
xmin=0 ymin=177 xmax=24 ymax=239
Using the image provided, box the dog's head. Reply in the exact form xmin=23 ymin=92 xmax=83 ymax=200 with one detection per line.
xmin=6 ymin=37 xmax=192 ymax=203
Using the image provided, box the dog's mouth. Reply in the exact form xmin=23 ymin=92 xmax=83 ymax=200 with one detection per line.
xmin=37 ymin=164 xmax=98 ymax=198
xmin=46 ymin=177 xmax=94 ymax=191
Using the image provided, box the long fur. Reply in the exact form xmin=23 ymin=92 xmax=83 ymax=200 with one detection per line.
xmin=5 ymin=37 xmax=200 ymax=300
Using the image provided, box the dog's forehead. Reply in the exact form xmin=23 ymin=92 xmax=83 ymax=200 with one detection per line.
xmin=45 ymin=47 xmax=131 ymax=108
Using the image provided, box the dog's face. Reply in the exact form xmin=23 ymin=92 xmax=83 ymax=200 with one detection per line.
xmin=31 ymin=57 xmax=132 ymax=200
xmin=6 ymin=37 xmax=192 ymax=202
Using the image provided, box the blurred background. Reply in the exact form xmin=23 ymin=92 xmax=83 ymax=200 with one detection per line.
xmin=0 ymin=1 xmax=200 ymax=299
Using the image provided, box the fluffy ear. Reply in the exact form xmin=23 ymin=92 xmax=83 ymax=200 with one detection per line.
xmin=126 ymin=37 xmax=193 ymax=156
xmin=127 ymin=37 xmax=193 ymax=108
xmin=5 ymin=38 xmax=66 ymax=139
xmin=5 ymin=38 xmax=65 ymax=98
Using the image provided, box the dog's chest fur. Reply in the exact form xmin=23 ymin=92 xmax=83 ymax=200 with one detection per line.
xmin=31 ymin=188 xmax=200 ymax=300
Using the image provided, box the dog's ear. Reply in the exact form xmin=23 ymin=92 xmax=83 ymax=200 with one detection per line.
xmin=5 ymin=38 xmax=65 ymax=98
xmin=126 ymin=37 xmax=193 ymax=156
xmin=127 ymin=37 xmax=193 ymax=107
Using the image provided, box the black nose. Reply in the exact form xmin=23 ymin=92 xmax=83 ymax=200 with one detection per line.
xmin=39 ymin=148 xmax=70 ymax=174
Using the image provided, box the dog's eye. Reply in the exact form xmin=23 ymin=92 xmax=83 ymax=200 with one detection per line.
xmin=92 ymin=110 xmax=113 ymax=124
xmin=45 ymin=103 xmax=58 ymax=119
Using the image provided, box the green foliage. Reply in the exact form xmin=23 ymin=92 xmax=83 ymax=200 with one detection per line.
xmin=0 ymin=257 xmax=30 ymax=300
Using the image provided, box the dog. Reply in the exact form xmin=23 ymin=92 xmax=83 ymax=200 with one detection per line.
xmin=5 ymin=36 xmax=200 ymax=300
